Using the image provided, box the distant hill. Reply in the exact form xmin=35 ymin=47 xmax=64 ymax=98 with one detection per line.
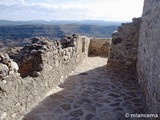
xmin=0 ymin=24 xmax=118 ymax=40
xmin=0 ymin=20 xmax=121 ymax=26
xmin=0 ymin=20 xmax=120 ymax=47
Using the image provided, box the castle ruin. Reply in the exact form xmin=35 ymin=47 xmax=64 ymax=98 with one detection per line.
xmin=0 ymin=0 xmax=160 ymax=119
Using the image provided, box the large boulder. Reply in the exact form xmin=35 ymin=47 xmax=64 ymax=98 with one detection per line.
xmin=9 ymin=60 xmax=19 ymax=72
xmin=0 ymin=53 xmax=19 ymax=78
xmin=0 ymin=63 xmax=9 ymax=79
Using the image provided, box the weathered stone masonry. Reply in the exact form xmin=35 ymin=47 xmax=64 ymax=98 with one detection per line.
xmin=108 ymin=18 xmax=141 ymax=68
xmin=108 ymin=0 xmax=160 ymax=116
xmin=137 ymin=0 xmax=160 ymax=114
xmin=2 ymin=0 xmax=160 ymax=119
xmin=0 ymin=35 xmax=90 ymax=120
xmin=89 ymin=38 xmax=111 ymax=57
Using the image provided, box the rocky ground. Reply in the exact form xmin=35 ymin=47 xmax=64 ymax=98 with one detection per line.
xmin=23 ymin=56 xmax=145 ymax=120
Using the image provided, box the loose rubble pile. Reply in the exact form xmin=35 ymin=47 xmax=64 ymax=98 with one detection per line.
xmin=0 ymin=53 xmax=19 ymax=79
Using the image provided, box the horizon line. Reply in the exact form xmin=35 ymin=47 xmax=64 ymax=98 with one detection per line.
xmin=0 ymin=19 xmax=130 ymax=22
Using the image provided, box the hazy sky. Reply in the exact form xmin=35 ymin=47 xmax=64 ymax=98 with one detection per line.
xmin=0 ymin=0 xmax=144 ymax=21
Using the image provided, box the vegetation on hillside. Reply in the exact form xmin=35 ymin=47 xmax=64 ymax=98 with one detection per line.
xmin=0 ymin=24 xmax=118 ymax=40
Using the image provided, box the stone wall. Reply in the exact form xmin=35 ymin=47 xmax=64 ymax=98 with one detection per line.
xmin=89 ymin=38 xmax=111 ymax=57
xmin=0 ymin=35 xmax=90 ymax=120
xmin=107 ymin=18 xmax=141 ymax=68
xmin=137 ymin=0 xmax=160 ymax=114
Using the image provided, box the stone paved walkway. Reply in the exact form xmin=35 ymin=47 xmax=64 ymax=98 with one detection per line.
xmin=23 ymin=57 xmax=145 ymax=120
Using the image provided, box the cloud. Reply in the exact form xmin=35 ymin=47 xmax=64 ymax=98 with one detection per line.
xmin=0 ymin=0 xmax=25 ymax=5
xmin=85 ymin=0 xmax=144 ymax=21
xmin=0 ymin=2 xmax=91 ymax=21
xmin=0 ymin=0 xmax=144 ymax=21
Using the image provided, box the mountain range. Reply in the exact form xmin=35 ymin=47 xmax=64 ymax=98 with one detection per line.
xmin=0 ymin=20 xmax=122 ymax=26
xmin=0 ymin=20 xmax=122 ymax=47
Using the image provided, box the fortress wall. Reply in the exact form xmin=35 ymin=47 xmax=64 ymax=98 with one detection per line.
xmin=89 ymin=38 xmax=111 ymax=57
xmin=0 ymin=35 xmax=90 ymax=120
xmin=1 ymin=0 xmax=160 ymax=118
xmin=107 ymin=18 xmax=141 ymax=68
xmin=137 ymin=0 xmax=160 ymax=114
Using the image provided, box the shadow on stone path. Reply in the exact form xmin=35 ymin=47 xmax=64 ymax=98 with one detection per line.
xmin=23 ymin=57 xmax=145 ymax=120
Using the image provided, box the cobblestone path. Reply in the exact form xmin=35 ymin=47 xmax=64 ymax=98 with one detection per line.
xmin=23 ymin=57 xmax=145 ymax=120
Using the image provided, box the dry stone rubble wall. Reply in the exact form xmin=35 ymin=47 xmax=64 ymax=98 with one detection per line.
xmin=0 ymin=34 xmax=90 ymax=120
xmin=108 ymin=18 xmax=141 ymax=68
xmin=89 ymin=38 xmax=111 ymax=57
